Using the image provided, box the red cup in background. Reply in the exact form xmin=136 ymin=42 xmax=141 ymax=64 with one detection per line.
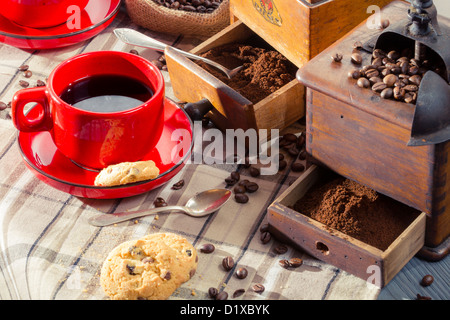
xmin=1 ymin=0 xmax=90 ymax=29
xmin=12 ymin=51 xmax=165 ymax=169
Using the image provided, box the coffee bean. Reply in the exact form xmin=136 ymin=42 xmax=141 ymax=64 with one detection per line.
xmin=348 ymin=69 xmax=361 ymax=79
xmin=351 ymin=52 xmax=362 ymax=65
xmin=238 ymin=179 xmax=250 ymax=187
xmin=291 ymin=162 xmax=305 ymax=172
xmin=404 ymin=92 xmax=416 ymax=104
xmin=230 ymin=171 xmax=240 ymax=181
xmin=379 ymin=19 xmax=390 ymax=29
xmin=298 ymin=150 xmax=307 ymax=161
xmin=287 ymin=146 xmax=300 ymax=157
xmin=252 ymin=283 xmax=265 ymax=294
xmin=249 ymin=166 xmax=260 ymax=177
xmin=278 ymin=159 xmax=287 ymax=171
xmin=274 ymin=244 xmax=288 ymax=254
xmin=23 ymin=70 xmax=32 ymax=78
xmin=380 ymin=88 xmax=393 ymax=99
xmin=222 ymin=256 xmax=234 ymax=271
xmin=372 ymin=57 xmax=383 ymax=67
xmin=357 ymin=77 xmax=370 ymax=88
xmin=151 ymin=59 xmax=164 ymax=70
xmin=393 ymin=87 xmax=406 ymax=100
xmin=416 ymin=294 xmax=432 ymax=300
xmin=288 ymin=257 xmax=303 ymax=268
xmin=171 ymin=179 xmax=185 ymax=190
xmin=387 ymin=50 xmax=400 ymax=61
xmin=129 ymin=49 xmax=139 ymax=55
xmin=259 ymin=223 xmax=269 ymax=233
xmin=372 ymin=49 xmax=386 ymax=59
xmin=383 ymin=74 xmax=397 ymax=87
xmin=18 ymin=64 xmax=29 ymax=71
xmin=235 ymin=193 xmax=249 ymax=203
xmin=279 ymin=259 xmax=290 ymax=269
xmin=0 ymin=101 xmax=7 ymax=111
xmin=19 ymin=80 xmax=29 ymax=88
xmin=365 ymin=68 xmax=379 ymax=78
xmin=353 ymin=41 xmax=363 ymax=50
xmin=420 ymin=274 xmax=434 ymax=287
xmin=372 ymin=82 xmax=387 ymax=93
xmin=199 ymin=243 xmax=215 ymax=253
xmin=404 ymin=84 xmax=418 ymax=92
xmin=234 ymin=185 xmax=246 ymax=194
xmin=332 ymin=53 xmax=343 ymax=62
xmin=208 ymin=287 xmax=218 ymax=298
xmin=232 ymin=289 xmax=245 ymax=298
xmin=235 ymin=267 xmax=248 ymax=279
xmin=216 ymin=291 xmax=228 ymax=300
xmin=260 ymin=231 xmax=271 ymax=244
xmin=36 ymin=79 xmax=46 ymax=87
xmin=369 ymin=76 xmax=382 ymax=85
xmin=245 ymin=181 xmax=259 ymax=193
xmin=154 ymin=197 xmax=167 ymax=207
xmin=409 ymin=75 xmax=421 ymax=86
xmin=225 ymin=177 xmax=237 ymax=186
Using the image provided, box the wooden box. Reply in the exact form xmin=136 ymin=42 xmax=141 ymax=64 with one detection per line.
xmin=165 ymin=20 xmax=304 ymax=133
xmin=268 ymin=165 xmax=426 ymax=288
xmin=296 ymin=1 xmax=450 ymax=251
xmin=230 ymin=0 xmax=393 ymax=69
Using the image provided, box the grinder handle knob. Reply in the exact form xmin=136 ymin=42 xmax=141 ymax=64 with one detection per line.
xmin=184 ymin=98 xmax=214 ymax=122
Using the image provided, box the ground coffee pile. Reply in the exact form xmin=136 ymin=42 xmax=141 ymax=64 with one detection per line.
xmin=197 ymin=43 xmax=296 ymax=103
xmin=293 ymin=177 xmax=419 ymax=251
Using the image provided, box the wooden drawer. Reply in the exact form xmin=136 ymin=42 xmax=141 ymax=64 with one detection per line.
xmin=165 ymin=20 xmax=305 ymax=133
xmin=268 ymin=165 xmax=426 ymax=288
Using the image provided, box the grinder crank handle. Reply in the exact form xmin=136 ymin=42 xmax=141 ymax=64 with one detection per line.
xmin=184 ymin=98 xmax=214 ymax=122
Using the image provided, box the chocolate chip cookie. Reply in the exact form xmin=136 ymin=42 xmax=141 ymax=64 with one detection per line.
xmin=100 ymin=233 xmax=198 ymax=300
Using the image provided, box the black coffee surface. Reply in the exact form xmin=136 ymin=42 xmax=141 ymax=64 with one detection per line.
xmin=60 ymin=75 xmax=153 ymax=113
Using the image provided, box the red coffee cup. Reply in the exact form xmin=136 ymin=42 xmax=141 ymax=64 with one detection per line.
xmin=1 ymin=0 xmax=89 ymax=29
xmin=12 ymin=51 xmax=165 ymax=169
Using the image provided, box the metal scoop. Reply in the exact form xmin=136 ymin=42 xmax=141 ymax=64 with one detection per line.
xmin=88 ymin=188 xmax=232 ymax=227
xmin=114 ymin=28 xmax=244 ymax=79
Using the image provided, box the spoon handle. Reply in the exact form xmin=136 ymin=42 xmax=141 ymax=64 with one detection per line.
xmin=114 ymin=28 xmax=232 ymax=78
xmin=88 ymin=205 xmax=187 ymax=227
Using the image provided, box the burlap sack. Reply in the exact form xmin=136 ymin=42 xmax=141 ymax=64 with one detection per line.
xmin=125 ymin=0 xmax=230 ymax=38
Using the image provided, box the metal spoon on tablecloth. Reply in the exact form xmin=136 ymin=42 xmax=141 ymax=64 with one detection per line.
xmin=88 ymin=188 xmax=232 ymax=227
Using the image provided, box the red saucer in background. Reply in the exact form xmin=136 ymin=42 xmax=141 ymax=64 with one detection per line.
xmin=0 ymin=0 xmax=121 ymax=50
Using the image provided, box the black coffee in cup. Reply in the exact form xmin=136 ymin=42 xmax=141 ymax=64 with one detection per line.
xmin=60 ymin=75 xmax=153 ymax=113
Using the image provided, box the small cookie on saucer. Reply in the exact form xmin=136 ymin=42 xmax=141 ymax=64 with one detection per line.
xmin=94 ymin=160 xmax=160 ymax=186
xmin=100 ymin=232 xmax=198 ymax=300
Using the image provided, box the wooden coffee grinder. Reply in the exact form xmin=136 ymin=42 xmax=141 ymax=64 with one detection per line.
xmin=294 ymin=0 xmax=450 ymax=260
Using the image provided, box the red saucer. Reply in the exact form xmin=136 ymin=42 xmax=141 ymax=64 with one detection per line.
xmin=0 ymin=0 xmax=121 ymax=50
xmin=17 ymin=98 xmax=193 ymax=199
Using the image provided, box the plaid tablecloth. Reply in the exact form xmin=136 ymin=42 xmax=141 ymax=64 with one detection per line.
xmin=0 ymin=8 xmax=380 ymax=300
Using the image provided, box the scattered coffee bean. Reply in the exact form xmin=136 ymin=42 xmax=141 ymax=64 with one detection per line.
xmin=18 ymin=64 xmax=29 ymax=71
xmin=372 ymin=82 xmax=387 ymax=93
xmin=351 ymin=52 xmax=363 ymax=65
xmin=238 ymin=179 xmax=250 ymax=187
xmin=0 ymin=101 xmax=7 ymax=111
xmin=416 ymin=293 xmax=432 ymax=300
xmin=129 ymin=49 xmax=139 ymax=55
xmin=260 ymin=231 xmax=271 ymax=244
xmin=420 ymin=274 xmax=434 ymax=287
xmin=225 ymin=177 xmax=237 ymax=186
xmin=279 ymin=259 xmax=290 ymax=269
xmin=199 ymin=243 xmax=215 ymax=254
xmin=230 ymin=171 xmax=240 ymax=181
xmin=332 ymin=53 xmax=343 ymax=62
xmin=278 ymin=159 xmax=287 ymax=171
xmin=357 ymin=77 xmax=370 ymax=88
xmin=252 ymin=283 xmax=265 ymax=294
xmin=151 ymin=59 xmax=164 ymax=70
xmin=222 ymin=256 xmax=234 ymax=271
xmin=298 ymin=150 xmax=307 ymax=161
xmin=291 ymin=162 xmax=305 ymax=172
xmin=365 ymin=68 xmax=379 ymax=79
xmin=348 ymin=69 xmax=361 ymax=80
xmin=383 ymin=74 xmax=397 ymax=87
xmin=36 ymin=79 xmax=46 ymax=87
xmin=289 ymin=257 xmax=303 ymax=268
xmin=235 ymin=267 xmax=248 ymax=279
xmin=353 ymin=41 xmax=363 ymax=50
xmin=259 ymin=223 xmax=269 ymax=233
xmin=409 ymin=75 xmax=421 ymax=86
xmin=208 ymin=287 xmax=218 ymax=298
xmin=235 ymin=193 xmax=249 ymax=204
xmin=216 ymin=291 xmax=228 ymax=300
xmin=380 ymin=87 xmax=393 ymax=99
xmin=154 ymin=197 xmax=167 ymax=207
xmin=274 ymin=244 xmax=288 ymax=254
xmin=232 ymin=289 xmax=245 ymax=298
xmin=171 ymin=179 xmax=185 ymax=190
xmin=19 ymin=80 xmax=29 ymax=88
xmin=23 ymin=70 xmax=32 ymax=78
xmin=234 ymin=185 xmax=246 ymax=194
xmin=244 ymin=181 xmax=259 ymax=193
xmin=249 ymin=166 xmax=260 ymax=177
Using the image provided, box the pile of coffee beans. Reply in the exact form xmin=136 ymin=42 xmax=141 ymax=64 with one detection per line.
xmin=348 ymin=46 xmax=442 ymax=105
xmin=153 ymin=0 xmax=223 ymax=13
